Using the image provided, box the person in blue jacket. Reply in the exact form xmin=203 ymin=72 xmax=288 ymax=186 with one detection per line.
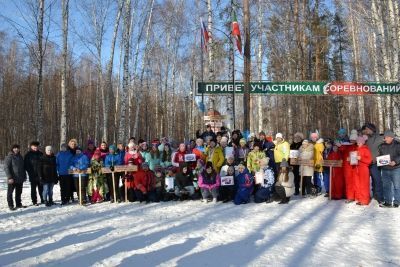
xmin=234 ymin=163 xmax=254 ymax=205
xmin=104 ymin=144 xmax=123 ymax=202
xmin=56 ymin=143 xmax=74 ymax=205
xmin=70 ymin=147 xmax=90 ymax=204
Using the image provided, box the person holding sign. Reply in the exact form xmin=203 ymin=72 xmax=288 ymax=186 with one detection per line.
xmin=234 ymin=163 xmax=254 ymax=205
xmin=353 ymin=136 xmax=372 ymax=205
xmin=172 ymin=143 xmax=187 ymax=170
xmin=254 ymin=158 xmax=275 ymax=203
xmin=70 ymin=147 xmax=90 ymax=204
xmin=378 ymin=130 xmax=400 ymax=208
xmin=174 ymin=163 xmax=195 ymax=200
xmin=328 ymin=144 xmax=345 ymax=200
xmin=299 ymin=140 xmax=315 ymax=197
xmin=337 ymin=130 xmax=358 ymax=203
xmin=198 ymin=162 xmax=220 ymax=203
xmin=105 ymin=145 xmax=123 ymax=203
xmin=88 ymin=149 xmax=108 ymax=204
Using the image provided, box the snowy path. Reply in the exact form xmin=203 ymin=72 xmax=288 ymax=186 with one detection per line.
xmin=0 ymin=167 xmax=399 ymax=267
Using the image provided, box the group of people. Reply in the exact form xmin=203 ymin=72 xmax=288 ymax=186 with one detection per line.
xmin=4 ymin=123 xmax=400 ymax=211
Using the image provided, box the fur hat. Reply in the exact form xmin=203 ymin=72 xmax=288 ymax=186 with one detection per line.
xmin=294 ymin=132 xmax=304 ymax=139
xmin=349 ymin=129 xmax=358 ymax=141
xmin=45 ymin=146 xmax=53 ymax=153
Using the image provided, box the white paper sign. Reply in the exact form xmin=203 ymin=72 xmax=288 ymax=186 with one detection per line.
xmin=221 ymin=176 xmax=234 ymax=186
xmin=165 ymin=177 xmax=174 ymax=191
xmin=289 ymin=150 xmax=300 ymax=158
xmin=350 ymin=151 xmax=358 ymax=165
xmin=184 ymin=154 xmax=196 ymax=162
xmin=255 ymin=171 xmax=264 ymax=185
xmin=377 ymin=155 xmax=391 ymax=166
xmin=225 ymin=147 xmax=234 ymax=159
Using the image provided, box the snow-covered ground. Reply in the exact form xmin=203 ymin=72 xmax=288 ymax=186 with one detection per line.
xmin=1 ymin=167 xmax=399 ymax=267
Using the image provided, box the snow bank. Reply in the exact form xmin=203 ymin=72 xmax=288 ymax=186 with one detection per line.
xmin=0 ymin=167 xmax=399 ymax=267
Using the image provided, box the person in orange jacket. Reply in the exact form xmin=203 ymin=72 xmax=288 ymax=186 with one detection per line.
xmin=133 ymin=162 xmax=158 ymax=203
xmin=338 ymin=129 xmax=358 ymax=203
xmin=328 ymin=144 xmax=345 ymax=200
xmin=354 ymin=136 xmax=373 ymax=205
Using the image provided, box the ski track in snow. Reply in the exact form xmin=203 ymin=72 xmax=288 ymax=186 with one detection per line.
xmin=0 ymin=166 xmax=399 ymax=267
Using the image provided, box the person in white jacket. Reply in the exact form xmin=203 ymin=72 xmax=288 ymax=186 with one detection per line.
xmin=299 ymin=140 xmax=315 ymax=197
xmin=274 ymin=159 xmax=295 ymax=204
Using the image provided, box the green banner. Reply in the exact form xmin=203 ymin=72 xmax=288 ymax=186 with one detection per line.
xmin=196 ymin=81 xmax=400 ymax=95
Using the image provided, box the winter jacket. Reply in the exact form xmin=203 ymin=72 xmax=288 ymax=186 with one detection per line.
xmin=198 ymin=170 xmax=220 ymax=190
xmin=366 ymin=133 xmax=383 ymax=164
xmin=313 ymin=142 xmax=324 ymax=172
xmin=257 ymin=167 xmax=275 ymax=188
xmin=175 ymin=171 xmax=194 ymax=189
xmin=234 ymin=146 xmax=250 ymax=164
xmin=70 ymin=153 xmax=90 ymax=177
xmin=205 ymin=146 xmax=225 ymax=172
xmin=99 ymin=149 xmax=109 ymax=161
xmin=24 ymin=150 xmax=43 ymax=182
xmin=4 ymin=152 xmax=26 ymax=183
xmin=124 ymin=151 xmax=143 ymax=166
xmin=134 ymin=169 xmax=156 ymax=193
xmin=140 ymin=151 xmax=152 ymax=164
xmin=104 ymin=152 xmax=123 ymax=168
xmin=357 ymin=145 xmax=373 ymax=167
xmin=378 ymin=140 xmax=400 ymax=170
xmin=299 ymin=144 xmax=314 ymax=177
xmin=236 ymin=169 xmax=254 ymax=189
xmin=274 ymin=140 xmax=290 ymax=163
xmin=56 ymin=150 xmax=73 ymax=176
xmin=83 ymin=149 xmax=96 ymax=161
xmin=246 ymin=151 xmax=266 ymax=173
xmin=193 ymin=147 xmax=206 ymax=161
xmin=148 ymin=153 xmax=161 ymax=171
xmin=276 ymin=171 xmax=295 ymax=197
xmin=172 ymin=151 xmax=186 ymax=167
xmin=38 ymin=154 xmax=58 ymax=184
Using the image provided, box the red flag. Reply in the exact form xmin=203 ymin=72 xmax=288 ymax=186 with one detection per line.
xmin=201 ymin=18 xmax=210 ymax=52
xmin=231 ymin=11 xmax=242 ymax=54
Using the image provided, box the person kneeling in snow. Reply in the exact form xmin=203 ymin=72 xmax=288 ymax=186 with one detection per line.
xmin=274 ymin=159 xmax=295 ymax=204
xmin=198 ymin=162 xmax=220 ymax=203
xmin=234 ymin=163 xmax=254 ymax=205
xmin=134 ymin=162 xmax=158 ymax=203
xmin=254 ymin=157 xmax=275 ymax=203
xmin=174 ymin=163 xmax=195 ymax=200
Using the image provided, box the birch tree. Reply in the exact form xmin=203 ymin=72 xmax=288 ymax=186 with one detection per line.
xmin=60 ymin=0 xmax=69 ymax=147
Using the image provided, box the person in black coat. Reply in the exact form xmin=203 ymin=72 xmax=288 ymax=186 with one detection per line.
xmin=38 ymin=146 xmax=58 ymax=206
xmin=290 ymin=132 xmax=304 ymax=195
xmin=174 ymin=163 xmax=195 ymax=200
xmin=4 ymin=144 xmax=27 ymax=210
xmin=24 ymin=141 xmax=44 ymax=205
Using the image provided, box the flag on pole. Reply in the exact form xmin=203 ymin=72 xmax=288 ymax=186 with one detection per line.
xmin=200 ymin=18 xmax=210 ymax=52
xmin=231 ymin=11 xmax=242 ymax=54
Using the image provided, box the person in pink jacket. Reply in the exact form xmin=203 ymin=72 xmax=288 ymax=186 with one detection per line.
xmin=198 ymin=162 xmax=220 ymax=203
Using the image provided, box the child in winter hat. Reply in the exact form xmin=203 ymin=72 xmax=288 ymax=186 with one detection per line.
xmin=349 ymin=129 xmax=358 ymax=141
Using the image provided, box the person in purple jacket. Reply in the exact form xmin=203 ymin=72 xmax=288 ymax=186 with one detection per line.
xmin=198 ymin=162 xmax=220 ymax=203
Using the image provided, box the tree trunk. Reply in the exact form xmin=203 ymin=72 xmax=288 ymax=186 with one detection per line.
xmin=243 ymin=0 xmax=251 ymax=132
xmin=60 ymin=0 xmax=69 ymax=147
xmin=118 ymin=0 xmax=132 ymax=143
xmin=36 ymin=0 xmax=45 ymax=143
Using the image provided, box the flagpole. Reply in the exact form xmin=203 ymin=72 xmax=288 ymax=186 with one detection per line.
xmin=231 ymin=1 xmax=236 ymax=130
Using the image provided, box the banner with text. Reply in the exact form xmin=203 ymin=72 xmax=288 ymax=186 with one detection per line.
xmin=196 ymin=81 xmax=400 ymax=95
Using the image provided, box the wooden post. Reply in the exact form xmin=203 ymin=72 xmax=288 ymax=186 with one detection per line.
xmin=79 ymin=173 xmax=82 ymax=206
xmin=125 ymin=171 xmax=128 ymax=202
xmin=112 ymin=171 xmax=117 ymax=203
xmin=300 ymin=175 xmax=303 ymax=196
xmin=329 ymin=166 xmax=333 ymax=200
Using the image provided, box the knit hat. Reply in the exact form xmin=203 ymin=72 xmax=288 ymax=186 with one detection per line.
xmin=239 ymin=138 xmax=246 ymax=144
xmin=128 ymin=142 xmax=135 ymax=149
xmin=338 ymin=128 xmax=347 ymax=136
xmin=221 ymin=136 xmax=228 ymax=143
xmin=384 ymin=130 xmax=395 ymax=138
xmin=141 ymin=162 xmax=149 ymax=168
xmin=60 ymin=143 xmax=67 ymax=150
xmin=276 ymin=133 xmax=283 ymax=139
xmin=93 ymin=149 xmax=101 ymax=159
xmin=259 ymin=131 xmax=266 ymax=136
xmin=302 ymin=139 xmax=309 ymax=145
xmin=362 ymin=123 xmax=377 ymax=133
xmin=356 ymin=136 xmax=366 ymax=145
xmin=45 ymin=146 xmax=53 ymax=153
xmin=87 ymin=140 xmax=94 ymax=145
xmin=349 ymin=129 xmax=358 ymax=141
xmin=280 ymin=159 xmax=289 ymax=168
xmin=109 ymin=144 xmax=117 ymax=152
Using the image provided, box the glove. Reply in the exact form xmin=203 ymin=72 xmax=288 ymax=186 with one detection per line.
xmin=110 ymin=166 xmax=115 ymax=172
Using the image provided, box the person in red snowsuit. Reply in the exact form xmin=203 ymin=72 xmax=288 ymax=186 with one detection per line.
xmin=354 ymin=136 xmax=373 ymax=205
xmin=133 ymin=162 xmax=158 ymax=203
xmin=338 ymin=130 xmax=358 ymax=203
xmin=328 ymin=144 xmax=345 ymax=200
